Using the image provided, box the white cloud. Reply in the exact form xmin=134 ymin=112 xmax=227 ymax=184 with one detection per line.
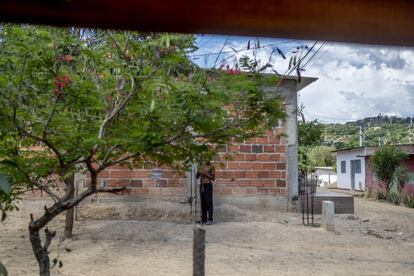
xmin=301 ymin=43 xmax=414 ymax=122
xmin=193 ymin=36 xmax=414 ymax=123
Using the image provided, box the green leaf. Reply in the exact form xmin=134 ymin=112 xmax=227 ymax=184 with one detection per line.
xmin=0 ymin=261 xmax=7 ymax=276
xmin=0 ymin=175 xmax=9 ymax=193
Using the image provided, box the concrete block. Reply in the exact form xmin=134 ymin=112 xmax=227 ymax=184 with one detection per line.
xmin=322 ymin=200 xmax=335 ymax=231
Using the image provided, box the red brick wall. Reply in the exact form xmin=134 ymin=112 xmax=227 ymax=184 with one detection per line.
xmin=85 ymin=121 xmax=288 ymax=198
xmin=213 ymin=127 xmax=287 ymax=197
xmin=84 ymin=165 xmax=187 ymax=197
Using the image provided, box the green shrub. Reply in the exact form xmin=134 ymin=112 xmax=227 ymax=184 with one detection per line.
xmin=403 ymin=194 xmax=414 ymax=208
xmin=370 ymin=144 xmax=407 ymax=192
xmin=387 ymin=192 xmax=401 ymax=205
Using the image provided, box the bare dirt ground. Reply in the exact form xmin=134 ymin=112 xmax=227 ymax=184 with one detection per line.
xmin=1 ymin=195 xmax=414 ymax=276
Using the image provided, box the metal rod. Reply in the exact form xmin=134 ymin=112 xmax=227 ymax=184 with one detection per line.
xmin=300 ymin=173 xmax=304 ymax=225
xmin=75 ymin=173 xmax=79 ymax=221
xmin=306 ymin=173 xmax=309 ymax=225
xmin=311 ymin=175 xmax=314 ymax=225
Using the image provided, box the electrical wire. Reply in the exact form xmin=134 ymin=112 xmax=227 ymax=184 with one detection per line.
xmin=189 ymin=40 xmax=294 ymax=58
xmin=302 ymin=111 xmax=357 ymax=121
xmin=212 ymin=36 xmax=230 ymax=68
xmin=301 ymin=42 xmax=327 ymax=69
xmin=305 ymin=43 xmax=333 ymax=70
xmin=283 ymin=41 xmax=319 ymax=76
xmin=196 ymin=35 xmax=217 ymax=49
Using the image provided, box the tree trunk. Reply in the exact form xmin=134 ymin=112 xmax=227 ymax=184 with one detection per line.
xmin=28 ymin=173 xmax=98 ymax=276
xmin=63 ymin=206 xmax=74 ymax=240
xmin=29 ymin=227 xmax=51 ymax=276
xmin=62 ymin=174 xmax=75 ymax=241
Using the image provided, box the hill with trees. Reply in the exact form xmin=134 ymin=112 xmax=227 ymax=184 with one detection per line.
xmin=323 ymin=115 xmax=414 ymax=149
xmin=298 ymin=115 xmax=413 ymax=171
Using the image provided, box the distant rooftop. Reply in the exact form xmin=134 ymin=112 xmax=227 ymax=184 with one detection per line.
xmin=334 ymin=144 xmax=414 ymax=156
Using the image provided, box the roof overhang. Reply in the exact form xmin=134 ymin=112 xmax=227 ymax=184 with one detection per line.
xmin=337 ymin=144 xmax=414 ymax=156
xmin=0 ymin=1 xmax=414 ymax=47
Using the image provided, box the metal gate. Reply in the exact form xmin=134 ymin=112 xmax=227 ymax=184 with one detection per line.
xmin=298 ymin=171 xmax=317 ymax=225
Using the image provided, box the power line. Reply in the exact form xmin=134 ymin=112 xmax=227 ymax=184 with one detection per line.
xmin=212 ymin=36 xmax=230 ymax=68
xmin=274 ymin=41 xmax=318 ymax=88
xmin=302 ymin=111 xmax=357 ymax=121
xmin=197 ymin=35 xmax=217 ymax=49
xmin=303 ymin=113 xmax=331 ymax=124
xmin=189 ymin=40 xmax=294 ymax=58
xmin=301 ymin=42 xmax=327 ymax=69
xmin=305 ymin=43 xmax=333 ymax=70
xmin=283 ymin=41 xmax=318 ymax=76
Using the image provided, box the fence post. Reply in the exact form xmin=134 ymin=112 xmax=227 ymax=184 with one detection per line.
xmin=322 ymin=200 xmax=335 ymax=231
xmin=193 ymin=225 xmax=205 ymax=276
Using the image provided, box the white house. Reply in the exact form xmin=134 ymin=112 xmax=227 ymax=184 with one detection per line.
xmin=335 ymin=144 xmax=414 ymax=193
xmin=335 ymin=147 xmax=366 ymax=191
xmin=315 ymin=167 xmax=337 ymax=187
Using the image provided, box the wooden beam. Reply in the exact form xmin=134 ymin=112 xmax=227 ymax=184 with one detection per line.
xmin=1 ymin=0 xmax=413 ymax=46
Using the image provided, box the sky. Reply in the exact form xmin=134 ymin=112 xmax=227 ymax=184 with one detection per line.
xmin=190 ymin=35 xmax=414 ymax=124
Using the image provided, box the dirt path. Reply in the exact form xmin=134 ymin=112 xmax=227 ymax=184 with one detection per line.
xmin=1 ymin=197 xmax=413 ymax=275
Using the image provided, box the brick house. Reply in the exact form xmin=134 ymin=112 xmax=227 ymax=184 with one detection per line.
xmin=83 ymin=76 xmax=317 ymax=210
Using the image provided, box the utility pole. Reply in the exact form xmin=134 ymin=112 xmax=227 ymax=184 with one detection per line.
xmin=409 ymin=117 xmax=413 ymax=144
xmin=359 ymin=126 xmax=364 ymax=146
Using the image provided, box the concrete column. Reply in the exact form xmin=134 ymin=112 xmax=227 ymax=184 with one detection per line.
xmin=322 ymin=200 xmax=335 ymax=231
xmin=284 ymin=85 xmax=299 ymax=201
xmin=273 ymin=77 xmax=317 ymax=201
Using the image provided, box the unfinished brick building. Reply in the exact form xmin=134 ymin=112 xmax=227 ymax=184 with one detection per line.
xmin=82 ymin=76 xmax=316 ymax=210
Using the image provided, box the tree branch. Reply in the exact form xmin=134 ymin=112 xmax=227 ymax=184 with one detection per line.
xmin=30 ymin=182 xmax=60 ymax=203
xmin=97 ymin=186 xmax=128 ymax=195
xmin=43 ymin=227 xmax=56 ymax=251
xmin=102 ymin=144 xmax=118 ymax=165
xmin=106 ymin=31 xmax=130 ymax=63
xmin=17 ymin=126 xmax=64 ymax=167
xmin=43 ymin=97 xmax=59 ymax=140
xmin=193 ymin=120 xmax=246 ymax=139
xmin=96 ymin=80 xmax=138 ymax=141
xmin=99 ymin=152 xmax=140 ymax=172
xmin=96 ymin=68 xmax=156 ymax=142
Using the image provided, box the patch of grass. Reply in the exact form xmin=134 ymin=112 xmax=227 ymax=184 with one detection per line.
xmin=376 ymin=189 xmax=388 ymax=200
xmin=403 ymin=194 xmax=414 ymax=208
xmin=387 ymin=192 xmax=401 ymax=206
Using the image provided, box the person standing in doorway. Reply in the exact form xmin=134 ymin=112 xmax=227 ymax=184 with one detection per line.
xmin=196 ymin=160 xmax=215 ymax=225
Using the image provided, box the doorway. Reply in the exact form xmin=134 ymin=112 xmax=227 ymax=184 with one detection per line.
xmin=350 ymin=159 xmax=361 ymax=190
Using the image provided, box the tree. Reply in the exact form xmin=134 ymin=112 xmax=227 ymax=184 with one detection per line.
xmin=370 ymin=144 xmax=407 ymax=192
xmin=298 ymin=120 xmax=324 ymax=147
xmin=0 ymin=25 xmax=283 ymax=276
xmin=307 ymin=146 xmax=335 ymax=168
xmin=298 ymin=120 xmax=325 ymax=172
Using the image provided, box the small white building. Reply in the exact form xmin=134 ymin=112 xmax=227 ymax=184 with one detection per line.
xmin=335 ymin=144 xmax=414 ymax=193
xmin=315 ymin=167 xmax=337 ymax=187
xmin=335 ymin=147 xmax=365 ymax=191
